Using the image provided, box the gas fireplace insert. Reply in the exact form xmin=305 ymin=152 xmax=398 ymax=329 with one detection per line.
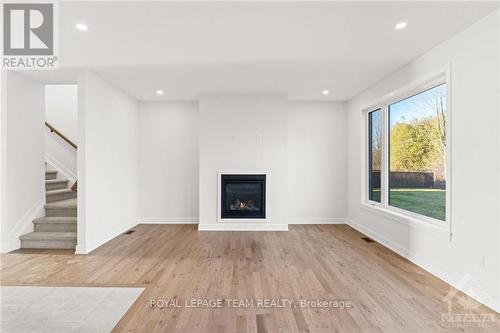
xmin=220 ymin=174 xmax=266 ymax=219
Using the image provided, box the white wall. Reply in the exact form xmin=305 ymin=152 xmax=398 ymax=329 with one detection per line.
xmin=137 ymin=100 xmax=347 ymax=226
xmin=46 ymin=85 xmax=78 ymax=144
xmin=288 ymin=102 xmax=347 ymax=223
xmin=0 ymin=71 xmax=45 ymax=252
xmin=199 ymin=94 xmax=288 ymax=230
xmin=347 ymin=10 xmax=500 ymax=311
xmin=45 ymin=85 xmax=78 ymax=180
xmin=77 ymin=71 xmax=139 ymax=254
xmin=0 ymin=72 xmax=4 ymax=252
xmin=139 ymin=102 xmax=199 ymax=223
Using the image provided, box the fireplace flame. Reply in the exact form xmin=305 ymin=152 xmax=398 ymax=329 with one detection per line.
xmin=239 ymin=202 xmax=247 ymax=209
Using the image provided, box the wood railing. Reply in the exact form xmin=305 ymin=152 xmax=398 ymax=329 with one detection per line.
xmin=45 ymin=122 xmax=78 ymax=192
xmin=45 ymin=122 xmax=77 ymax=149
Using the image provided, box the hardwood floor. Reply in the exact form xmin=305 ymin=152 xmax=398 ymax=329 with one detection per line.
xmin=1 ymin=224 xmax=498 ymax=332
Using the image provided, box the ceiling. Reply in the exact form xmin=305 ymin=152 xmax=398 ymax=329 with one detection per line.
xmin=24 ymin=1 xmax=499 ymax=101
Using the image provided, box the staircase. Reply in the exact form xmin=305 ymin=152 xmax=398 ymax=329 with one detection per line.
xmin=19 ymin=166 xmax=77 ymax=249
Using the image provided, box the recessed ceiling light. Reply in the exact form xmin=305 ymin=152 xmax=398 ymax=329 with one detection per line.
xmin=322 ymin=90 xmax=329 ymax=95
xmin=395 ymin=22 xmax=407 ymax=30
xmin=76 ymin=23 xmax=88 ymax=31
xmin=156 ymin=89 xmax=164 ymax=95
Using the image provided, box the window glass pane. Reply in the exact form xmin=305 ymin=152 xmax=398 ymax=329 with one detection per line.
xmin=388 ymin=83 xmax=446 ymax=221
xmin=368 ymin=109 xmax=381 ymax=202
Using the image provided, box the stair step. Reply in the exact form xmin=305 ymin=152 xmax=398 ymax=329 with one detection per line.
xmin=45 ymin=179 xmax=69 ymax=191
xmin=20 ymin=231 xmax=76 ymax=240
xmin=45 ymin=199 xmax=77 ymax=217
xmin=46 ymin=188 xmax=77 ymax=203
xmin=45 ymin=170 xmax=57 ymax=180
xmin=33 ymin=217 xmax=77 ymax=232
xmin=19 ymin=232 xmax=76 ymax=249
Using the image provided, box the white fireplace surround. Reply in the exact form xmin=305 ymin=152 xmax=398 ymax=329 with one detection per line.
xmin=217 ymin=171 xmax=269 ymax=223
xmin=199 ymin=94 xmax=289 ymax=231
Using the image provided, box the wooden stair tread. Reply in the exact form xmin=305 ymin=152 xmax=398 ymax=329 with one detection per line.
xmin=33 ymin=217 xmax=77 ymax=224
xmin=46 ymin=189 xmax=74 ymax=195
xmin=45 ymin=179 xmax=68 ymax=184
xmin=20 ymin=232 xmax=76 ymax=240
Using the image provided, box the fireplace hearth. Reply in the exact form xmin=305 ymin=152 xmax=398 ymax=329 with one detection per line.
xmin=220 ymin=174 xmax=266 ymax=219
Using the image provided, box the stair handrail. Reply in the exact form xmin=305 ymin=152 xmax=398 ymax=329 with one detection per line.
xmin=45 ymin=122 xmax=77 ymax=149
xmin=45 ymin=122 xmax=78 ymax=192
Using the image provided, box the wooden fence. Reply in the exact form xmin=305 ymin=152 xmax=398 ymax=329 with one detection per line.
xmin=371 ymin=170 xmax=438 ymax=189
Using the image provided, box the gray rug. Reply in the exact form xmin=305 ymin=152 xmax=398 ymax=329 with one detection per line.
xmin=1 ymin=286 xmax=144 ymax=332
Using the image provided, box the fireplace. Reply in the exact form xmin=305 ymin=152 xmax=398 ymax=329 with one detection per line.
xmin=220 ymin=174 xmax=266 ymax=219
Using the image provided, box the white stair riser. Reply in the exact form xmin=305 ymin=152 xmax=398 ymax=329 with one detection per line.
xmin=46 ymin=191 xmax=77 ymax=203
xmin=34 ymin=223 xmax=77 ymax=232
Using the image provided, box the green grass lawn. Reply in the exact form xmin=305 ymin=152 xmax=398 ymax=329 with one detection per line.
xmin=370 ymin=188 xmax=445 ymax=221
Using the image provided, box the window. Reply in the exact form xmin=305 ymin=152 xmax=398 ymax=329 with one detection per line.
xmin=368 ymin=109 xmax=382 ymax=202
xmin=366 ymin=80 xmax=448 ymax=222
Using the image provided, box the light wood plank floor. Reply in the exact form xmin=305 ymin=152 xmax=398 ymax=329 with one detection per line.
xmin=1 ymin=224 xmax=498 ymax=332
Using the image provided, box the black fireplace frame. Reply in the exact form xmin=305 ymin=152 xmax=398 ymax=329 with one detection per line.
xmin=220 ymin=174 xmax=266 ymax=219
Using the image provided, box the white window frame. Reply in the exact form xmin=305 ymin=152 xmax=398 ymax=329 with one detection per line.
xmin=362 ymin=69 xmax=452 ymax=232
xmin=366 ymin=108 xmax=384 ymax=206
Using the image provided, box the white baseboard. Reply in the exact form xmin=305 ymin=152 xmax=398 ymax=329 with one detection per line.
xmin=1 ymin=200 xmax=44 ymax=253
xmin=288 ymin=217 xmax=347 ymax=224
xmin=78 ymin=222 xmax=138 ymax=255
xmin=347 ymin=218 xmax=410 ymax=258
xmin=141 ymin=217 xmax=199 ymax=224
xmin=140 ymin=217 xmax=346 ymax=225
xmin=347 ymin=218 xmax=500 ymax=313
xmin=75 ymin=244 xmax=87 ymax=255
xmin=45 ymin=153 xmax=76 ymax=183
xmin=198 ymin=223 xmax=288 ymax=231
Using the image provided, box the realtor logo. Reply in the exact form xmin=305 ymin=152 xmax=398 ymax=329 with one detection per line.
xmin=2 ymin=1 xmax=59 ymax=69
xmin=441 ymin=274 xmax=495 ymax=328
